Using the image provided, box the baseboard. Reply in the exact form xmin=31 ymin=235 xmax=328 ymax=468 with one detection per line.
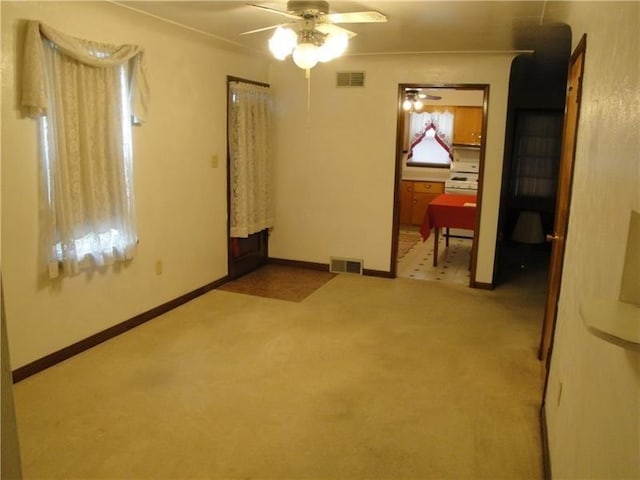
xmin=12 ymin=275 xmax=228 ymax=383
xmin=268 ymin=257 xmax=330 ymax=271
xmin=541 ymin=403 xmax=552 ymax=479
xmin=472 ymin=281 xmax=494 ymax=290
xmin=363 ymin=268 xmax=394 ymax=278
xmin=269 ymin=257 xmax=393 ymax=279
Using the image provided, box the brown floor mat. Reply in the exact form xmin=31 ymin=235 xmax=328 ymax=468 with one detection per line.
xmin=218 ymin=264 xmax=337 ymax=302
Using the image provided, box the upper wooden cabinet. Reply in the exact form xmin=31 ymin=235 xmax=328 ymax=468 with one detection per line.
xmin=453 ymin=106 xmax=483 ymax=145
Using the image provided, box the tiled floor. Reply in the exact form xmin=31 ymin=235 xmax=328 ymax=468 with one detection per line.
xmin=397 ymin=227 xmax=473 ymax=286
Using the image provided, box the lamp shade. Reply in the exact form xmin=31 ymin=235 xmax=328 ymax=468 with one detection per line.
xmin=512 ymin=211 xmax=545 ymax=244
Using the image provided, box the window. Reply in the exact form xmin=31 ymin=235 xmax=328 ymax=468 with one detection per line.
xmin=21 ymin=21 xmax=148 ymax=278
xmin=510 ymin=110 xmax=564 ymax=200
xmin=407 ymin=124 xmax=453 ymax=167
xmin=405 ymin=110 xmax=454 ymax=167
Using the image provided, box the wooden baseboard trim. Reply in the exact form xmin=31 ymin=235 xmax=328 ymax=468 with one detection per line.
xmin=268 ymin=257 xmax=330 ymax=271
xmin=472 ymin=281 xmax=494 ymax=290
xmin=363 ymin=268 xmax=394 ymax=278
xmin=541 ymin=403 xmax=552 ymax=479
xmin=269 ymin=257 xmax=393 ymax=279
xmin=12 ymin=276 xmax=229 ymax=383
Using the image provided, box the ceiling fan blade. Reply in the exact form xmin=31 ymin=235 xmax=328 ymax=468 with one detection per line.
xmin=240 ymin=23 xmax=293 ymax=35
xmin=325 ymin=11 xmax=387 ymax=24
xmin=247 ymin=4 xmax=301 ymax=20
xmin=316 ymin=23 xmax=357 ymax=38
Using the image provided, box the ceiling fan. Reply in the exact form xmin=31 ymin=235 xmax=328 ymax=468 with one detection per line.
xmin=406 ymin=89 xmax=443 ymax=101
xmin=403 ymin=89 xmax=443 ymax=112
xmin=242 ymin=1 xmax=387 ymax=69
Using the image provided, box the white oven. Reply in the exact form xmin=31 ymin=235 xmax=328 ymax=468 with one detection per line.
xmin=445 ymin=160 xmax=479 ymax=195
xmin=444 ymin=148 xmax=480 ymax=195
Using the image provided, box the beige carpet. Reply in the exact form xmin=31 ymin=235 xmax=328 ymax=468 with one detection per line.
xmin=13 ymin=273 xmax=545 ymax=479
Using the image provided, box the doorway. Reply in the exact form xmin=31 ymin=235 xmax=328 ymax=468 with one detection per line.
xmin=540 ymin=35 xmax=587 ymax=367
xmin=495 ymin=25 xmax=572 ymax=289
xmin=226 ymin=76 xmax=272 ymax=280
xmin=391 ymin=84 xmax=489 ymax=288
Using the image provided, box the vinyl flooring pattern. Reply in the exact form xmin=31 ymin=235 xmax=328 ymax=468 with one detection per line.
xmin=397 ymin=227 xmax=473 ymax=286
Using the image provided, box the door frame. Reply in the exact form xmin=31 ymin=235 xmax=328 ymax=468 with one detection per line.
xmin=540 ymin=35 xmax=587 ymax=374
xmin=390 ymin=83 xmax=490 ymax=288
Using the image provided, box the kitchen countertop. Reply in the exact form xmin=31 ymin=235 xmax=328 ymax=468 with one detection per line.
xmin=402 ymin=170 xmax=450 ymax=182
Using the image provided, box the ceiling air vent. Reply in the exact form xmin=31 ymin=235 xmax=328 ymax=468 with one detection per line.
xmin=330 ymin=257 xmax=363 ymax=275
xmin=336 ymin=71 xmax=365 ymax=87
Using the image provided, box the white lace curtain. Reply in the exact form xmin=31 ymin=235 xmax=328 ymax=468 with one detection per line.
xmin=21 ymin=21 xmax=149 ymax=278
xmin=228 ymin=81 xmax=274 ymax=238
xmin=408 ymin=111 xmax=454 ymax=146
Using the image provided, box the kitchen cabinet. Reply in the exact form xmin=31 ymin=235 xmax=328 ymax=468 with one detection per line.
xmin=454 ymin=106 xmax=483 ymax=145
xmin=400 ymin=180 xmax=445 ymax=226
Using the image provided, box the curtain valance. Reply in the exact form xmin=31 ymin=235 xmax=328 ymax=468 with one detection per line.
xmin=21 ymin=20 xmax=149 ymax=121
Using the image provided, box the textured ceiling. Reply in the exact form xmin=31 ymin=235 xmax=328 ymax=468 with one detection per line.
xmin=116 ymin=1 xmax=570 ymax=57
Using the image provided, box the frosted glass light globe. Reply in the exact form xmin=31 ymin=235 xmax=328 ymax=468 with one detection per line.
xmin=269 ymin=27 xmax=297 ymax=60
xmin=402 ymin=99 xmax=412 ymax=111
xmin=292 ymin=42 xmax=319 ymax=69
xmin=413 ymin=100 xmax=424 ymax=111
xmin=317 ymin=32 xmax=349 ymax=62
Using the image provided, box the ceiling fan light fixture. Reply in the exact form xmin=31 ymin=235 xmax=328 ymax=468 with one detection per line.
xmin=269 ymin=27 xmax=298 ymax=60
xmin=249 ymin=1 xmax=386 ymax=71
xmin=403 ymin=89 xmax=428 ymax=112
xmin=317 ymin=31 xmax=349 ymax=62
xmin=292 ymin=41 xmax=319 ymax=69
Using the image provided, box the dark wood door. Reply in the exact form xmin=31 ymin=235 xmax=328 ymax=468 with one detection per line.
xmin=228 ymin=230 xmax=268 ymax=280
xmin=539 ymin=36 xmax=587 ymax=366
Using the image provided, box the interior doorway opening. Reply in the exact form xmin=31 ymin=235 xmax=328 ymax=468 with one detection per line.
xmin=391 ymin=84 xmax=489 ymax=287
xmin=495 ymin=25 xmax=572 ymax=289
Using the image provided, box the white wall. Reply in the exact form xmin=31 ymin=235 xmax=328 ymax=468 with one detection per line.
xmin=268 ymin=53 xmax=513 ymax=280
xmin=0 ymin=4 xmax=24 ymax=475
xmin=544 ymin=2 xmax=640 ymax=478
xmin=1 ymin=1 xmax=270 ymax=368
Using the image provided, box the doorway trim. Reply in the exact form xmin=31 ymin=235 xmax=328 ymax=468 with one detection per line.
xmin=390 ymin=83 xmax=490 ymax=288
xmin=539 ymin=35 xmax=587 ymax=478
xmin=540 ymin=34 xmax=587 ymax=368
